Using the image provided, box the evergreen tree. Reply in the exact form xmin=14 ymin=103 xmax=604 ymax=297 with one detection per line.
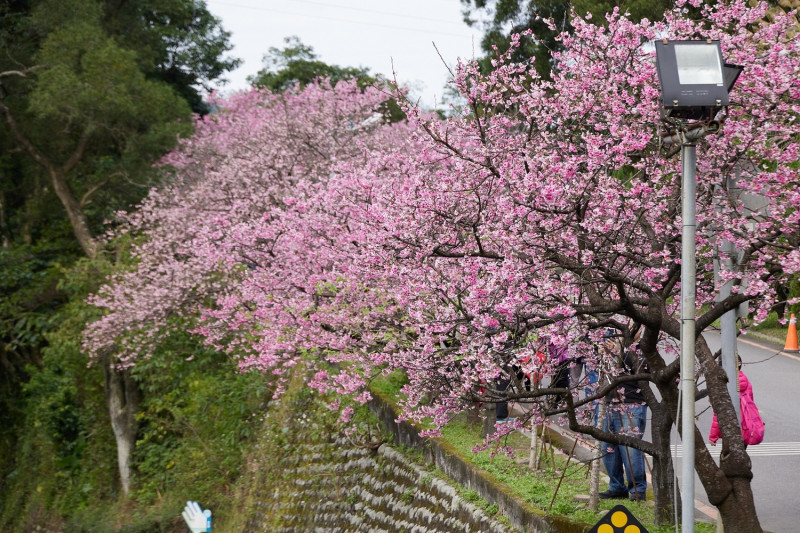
xmin=249 ymin=36 xmax=373 ymax=92
xmin=460 ymin=0 xmax=674 ymax=78
xmin=0 ymin=0 xmax=239 ymax=503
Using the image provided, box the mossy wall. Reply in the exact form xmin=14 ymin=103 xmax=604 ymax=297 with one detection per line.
xmin=367 ymin=393 xmax=591 ymax=533
xmin=234 ymin=383 xmax=514 ymax=533
xmin=244 ymin=441 xmax=511 ymax=533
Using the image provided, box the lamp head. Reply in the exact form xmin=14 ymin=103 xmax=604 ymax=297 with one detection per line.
xmin=655 ymin=39 xmax=741 ymax=121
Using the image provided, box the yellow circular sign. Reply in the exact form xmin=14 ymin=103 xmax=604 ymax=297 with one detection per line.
xmin=611 ymin=511 xmax=629 ymax=527
xmin=597 ymin=524 xmax=614 ymax=533
xmin=625 ymin=525 xmax=641 ymax=533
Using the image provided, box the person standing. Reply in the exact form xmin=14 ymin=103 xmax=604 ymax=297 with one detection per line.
xmin=708 ymin=356 xmax=762 ymax=447
xmin=548 ymin=340 xmax=571 ymax=407
xmin=598 ymin=329 xmax=648 ymax=502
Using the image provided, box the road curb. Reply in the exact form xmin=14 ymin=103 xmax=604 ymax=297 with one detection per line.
xmin=540 ymin=422 xmax=598 ymax=465
xmin=739 ymin=332 xmax=784 ymax=351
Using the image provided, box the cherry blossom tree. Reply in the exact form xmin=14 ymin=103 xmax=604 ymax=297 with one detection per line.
xmin=83 ymin=79 xmax=411 ymax=491
xmin=86 ymin=1 xmax=799 ymax=529
xmin=360 ymin=2 xmax=795 ymax=528
xmin=351 ymin=3 xmax=795 ymax=528
xmin=200 ymin=2 xmax=795 ymax=528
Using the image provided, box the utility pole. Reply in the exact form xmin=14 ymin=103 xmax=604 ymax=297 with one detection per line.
xmin=680 ymin=138 xmax=698 ymax=533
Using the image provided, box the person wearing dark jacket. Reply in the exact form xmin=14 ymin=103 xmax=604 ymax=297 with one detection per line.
xmin=598 ymin=331 xmax=648 ymax=502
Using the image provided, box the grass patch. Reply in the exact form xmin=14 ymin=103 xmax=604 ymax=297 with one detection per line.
xmin=746 ymin=312 xmax=786 ymax=342
xmin=703 ymin=308 xmax=786 ymax=344
xmin=369 ymin=370 xmax=408 ymax=406
xmin=442 ymin=418 xmax=591 ymax=515
xmin=440 ymin=415 xmax=716 ymax=533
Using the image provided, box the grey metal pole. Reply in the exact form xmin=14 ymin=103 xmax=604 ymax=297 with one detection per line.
xmin=716 ymin=240 xmax=738 ymax=533
xmin=723 ymin=174 xmax=743 ymax=423
xmin=681 ymin=141 xmax=697 ymax=533
xmin=720 ymin=238 xmax=741 ymax=423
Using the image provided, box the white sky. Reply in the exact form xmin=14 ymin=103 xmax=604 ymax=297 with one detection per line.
xmin=204 ymin=0 xmax=485 ymax=108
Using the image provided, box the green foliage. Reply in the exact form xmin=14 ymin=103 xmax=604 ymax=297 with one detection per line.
xmin=22 ymin=2 xmax=195 ymax=228
xmin=0 ymin=4 xmax=240 ymax=523
xmin=369 ymin=369 xmax=409 ymax=402
xmin=31 ymin=14 xmax=192 ymax=132
xmin=249 ymin=36 xmax=406 ymax=122
xmin=747 ymin=310 xmax=789 ymax=343
xmin=0 ymin=241 xmax=82 ymax=512
xmin=0 ymin=252 xmax=270 ymax=531
xmin=0 ymin=247 xmax=67 ymax=356
xmin=250 ymin=36 xmax=373 ymax=92
xmin=462 ymin=488 xmax=480 ymax=502
xmin=1 ymin=291 xmax=115 ymax=530
xmin=108 ymin=0 xmax=241 ymax=113
xmin=461 ymin=0 xmax=673 ymax=79
xmin=24 ymin=0 xmax=240 ymax=114
xmin=129 ymin=326 xmax=270 ymax=508
xmin=400 ymin=486 xmax=415 ymax=503
xmin=0 ymin=0 xmax=238 ymax=257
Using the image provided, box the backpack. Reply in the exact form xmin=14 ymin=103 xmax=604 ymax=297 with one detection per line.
xmin=740 ymin=395 xmax=765 ymax=446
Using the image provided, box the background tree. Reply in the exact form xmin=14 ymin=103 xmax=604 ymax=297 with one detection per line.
xmin=248 ymin=36 xmax=406 ymax=122
xmin=105 ymin=0 xmax=242 ymax=113
xmin=460 ymin=0 xmax=674 ymax=78
xmin=85 ymin=2 xmax=800 ymax=531
xmin=249 ymin=36 xmax=373 ymax=91
xmin=0 ymin=0 xmax=239 ymax=500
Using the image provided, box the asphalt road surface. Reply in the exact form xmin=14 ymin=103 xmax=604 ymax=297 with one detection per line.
xmin=671 ymin=331 xmax=800 ymax=533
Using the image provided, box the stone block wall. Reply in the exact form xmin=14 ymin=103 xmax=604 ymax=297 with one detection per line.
xmin=368 ymin=395 xmax=591 ymax=533
xmin=243 ymin=437 xmax=513 ymax=533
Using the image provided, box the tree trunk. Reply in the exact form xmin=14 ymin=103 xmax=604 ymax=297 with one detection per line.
xmin=693 ymin=339 xmax=763 ymax=532
xmin=771 ymin=283 xmax=787 ymax=320
xmin=649 ymin=399 xmax=678 ymax=525
xmin=481 ymin=401 xmax=496 ymax=438
xmin=465 ymin=401 xmax=481 ymax=425
xmin=101 ymin=355 xmax=139 ymax=496
xmin=693 ymin=434 xmax=763 ymax=533
xmin=716 ymin=475 xmax=762 ymax=532
xmin=47 ymin=166 xmax=97 ymax=257
xmin=0 ymin=102 xmax=97 ymax=257
xmin=588 ymin=401 xmax=605 ymax=511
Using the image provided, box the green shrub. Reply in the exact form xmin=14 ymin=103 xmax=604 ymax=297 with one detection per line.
xmin=1 ymin=259 xmax=271 ymax=531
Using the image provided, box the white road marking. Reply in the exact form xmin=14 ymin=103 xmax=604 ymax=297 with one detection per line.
xmin=737 ymin=335 xmax=800 ymax=362
xmin=670 ymin=442 xmax=800 ymax=458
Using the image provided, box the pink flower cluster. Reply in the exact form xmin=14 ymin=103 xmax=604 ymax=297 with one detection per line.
xmin=86 ymin=1 xmax=800 ymax=433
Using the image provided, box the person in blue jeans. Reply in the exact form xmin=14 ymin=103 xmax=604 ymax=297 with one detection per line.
xmin=601 ymin=402 xmax=647 ymax=501
xmin=598 ymin=329 xmax=648 ymax=502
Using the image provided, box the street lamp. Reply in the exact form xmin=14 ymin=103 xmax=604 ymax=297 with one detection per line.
xmin=656 ymin=39 xmax=743 ymax=120
xmin=654 ymin=39 xmax=742 ymax=533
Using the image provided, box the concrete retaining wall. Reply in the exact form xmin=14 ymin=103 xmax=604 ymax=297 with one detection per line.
xmin=368 ymin=395 xmax=591 ymax=533
xmin=243 ymin=436 xmax=512 ymax=533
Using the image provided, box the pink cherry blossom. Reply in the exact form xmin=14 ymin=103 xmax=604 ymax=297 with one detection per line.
xmin=86 ymin=3 xmax=799 ymax=527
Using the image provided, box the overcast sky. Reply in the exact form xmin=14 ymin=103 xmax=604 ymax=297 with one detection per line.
xmin=204 ymin=0 xmax=485 ymax=107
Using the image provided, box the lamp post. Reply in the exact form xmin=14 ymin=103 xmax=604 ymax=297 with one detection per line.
xmin=654 ymin=39 xmax=742 ymax=533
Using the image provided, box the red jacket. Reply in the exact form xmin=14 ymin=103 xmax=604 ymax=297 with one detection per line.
xmin=708 ymin=370 xmax=753 ymax=444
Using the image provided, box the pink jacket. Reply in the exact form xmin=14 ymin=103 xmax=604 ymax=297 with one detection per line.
xmin=708 ymin=371 xmax=753 ymax=444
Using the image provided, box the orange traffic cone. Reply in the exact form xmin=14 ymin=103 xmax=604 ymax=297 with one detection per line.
xmin=784 ymin=314 xmax=799 ymax=353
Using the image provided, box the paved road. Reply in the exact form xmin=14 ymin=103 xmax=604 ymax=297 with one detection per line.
xmin=671 ymin=331 xmax=800 ymax=533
